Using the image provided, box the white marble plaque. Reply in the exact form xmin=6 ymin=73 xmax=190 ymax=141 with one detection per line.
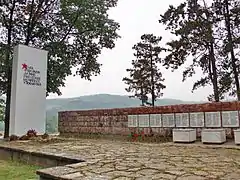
xmin=138 ymin=114 xmax=150 ymax=127
xmin=190 ymin=112 xmax=204 ymax=127
xmin=128 ymin=115 xmax=138 ymax=127
xmin=175 ymin=113 xmax=189 ymax=127
xmin=222 ymin=111 xmax=239 ymax=127
xmin=205 ymin=112 xmax=221 ymax=127
xmin=162 ymin=114 xmax=175 ymax=127
xmin=150 ymin=114 xmax=162 ymax=127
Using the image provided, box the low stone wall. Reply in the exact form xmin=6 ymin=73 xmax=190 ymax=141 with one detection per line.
xmin=58 ymin=101 xmax=240 ymax=138
xmin=0 ymin=146 xmax=82 ymax=168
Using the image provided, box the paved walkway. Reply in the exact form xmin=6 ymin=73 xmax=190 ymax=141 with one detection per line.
xmin=1 ymin=138 xmax=240 ymax=180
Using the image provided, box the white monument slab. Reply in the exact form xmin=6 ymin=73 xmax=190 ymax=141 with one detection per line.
xmin=175 ymin=113 xmax=189 ymax=127
xmin=190 ymin=112 xmax=204 ymax=127
xmin=222 ymin=111 xmax=239 ymax=127
xmin=138 ymin=114 xmax=150 ymax=127
xmin=201 ymin=129 xmax=226 ymax=144
xmin=128 ymin=115 xmax=138 ymax=127
xmin=150 ymin=114 xmax=161 ymax=127
xmin=234 ymin=129 xmax=240 ymax=145
xmin=205 ymin=112 xmax=221 ymax=127
xmin=172 ymin=129 xmax=196 ymax=142
xmin=10 ymin=45 xmax=48 ymax=136
xmin=162 ymin=114 xmax=175 ymax=127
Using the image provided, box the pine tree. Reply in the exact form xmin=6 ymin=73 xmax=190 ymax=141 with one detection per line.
xmin=123 ymin=59 xmax=150 ymax=106
xmin=123 ymin=34 xmax=166 ymax=106
xmin=160 ymin=0 xmax=223 ymax=101
xmin=213 ymin=0 xmax=240 ymax=100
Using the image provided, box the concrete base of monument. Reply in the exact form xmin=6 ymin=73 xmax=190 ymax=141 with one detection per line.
xmin=172 ymin=129 xmax=197 ymax=143
xmin=234 ymin=129 xmax=240 ymax=145
xmin=201 ymin=129 xmax=226 ymax=144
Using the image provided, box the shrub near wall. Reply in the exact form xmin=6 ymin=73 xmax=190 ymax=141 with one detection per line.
xmin=58 ymin=101 xmax=240 ymax=138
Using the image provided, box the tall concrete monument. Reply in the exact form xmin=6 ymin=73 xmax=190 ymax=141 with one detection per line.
xmin=10 ymin=45 xmax=48 ymax=136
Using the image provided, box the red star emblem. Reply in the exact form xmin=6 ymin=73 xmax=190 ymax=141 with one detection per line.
xmin=22 ymin=63 xmax=28 ymax=71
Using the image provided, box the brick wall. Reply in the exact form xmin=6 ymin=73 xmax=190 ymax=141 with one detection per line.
xmin=58 ymin=101 xmax=240 ymax=138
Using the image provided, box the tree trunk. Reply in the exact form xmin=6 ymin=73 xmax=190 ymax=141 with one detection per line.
xmin=4 ymin=1 xmax=16 ymax=138
xmin=140 ymin=86 xmax=144 ymax=106
xmin=224 ymin=0 xmax=240 ymax=100
xmin=209 ymin=42 xmax=220 ymax=102
xmin=202 ymin=0 xmax=220 ymax=102
xmin=4 ymin=66 xmax=11 ymax=138
xmin=150 ymin=47 xmax=155 ymax=107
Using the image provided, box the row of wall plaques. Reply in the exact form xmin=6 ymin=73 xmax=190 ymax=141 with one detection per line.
xmin=128 ymin=111 xmax=240 ymax=128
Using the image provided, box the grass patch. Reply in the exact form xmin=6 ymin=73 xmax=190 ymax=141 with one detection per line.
xmin=0 ymin=160 xmax=41 ymax=180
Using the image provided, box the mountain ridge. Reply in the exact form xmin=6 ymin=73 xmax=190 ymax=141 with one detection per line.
xmin=1 ymin=94 xmax=204 ymax=133
xmin=46 ymin=94 xmax=203 ymax=117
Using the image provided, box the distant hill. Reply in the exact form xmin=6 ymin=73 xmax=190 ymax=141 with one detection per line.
xmin=46 ymin=94 xmax=201 ymax=119
xmin=0 ymin=94 xmax=203 ymax=133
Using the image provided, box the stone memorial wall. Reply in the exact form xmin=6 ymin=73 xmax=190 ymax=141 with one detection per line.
xmin=59 ymin=101 xmax=240 ymax=138
xmin=127 ymin=111 xmax=239 ymax=128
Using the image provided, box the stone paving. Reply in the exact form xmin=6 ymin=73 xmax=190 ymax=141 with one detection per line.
xmin=1 ymin=138 xmax=240 ymax=180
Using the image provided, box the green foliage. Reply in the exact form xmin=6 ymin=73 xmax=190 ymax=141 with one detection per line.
xmin=213 ymin=0 xmax=240 ymax=99
xmin=159 ymin=0 xmax=240 ymax=101
xmin=0 ymin=99 xmax=5 ymax=121
xmin=123 ymin=58 xmax=150 ymax=106
xmin=0 ymin=0 xmax=120 ymax=137
xmin=0 ymin=121 xmax=4 ymax=131
xmin=46 ymin=116 xmax=58 ymax=133
xmin=160 ymin=0 xmax=223 ymax=101
xmin=0 ymin=0 xmax=120 ymax=96
xmin=123 ymin=34 xmax=166 ymax=106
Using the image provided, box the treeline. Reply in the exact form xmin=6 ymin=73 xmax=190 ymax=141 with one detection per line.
xmin=123 ymin=0 xmax=240 ymax=106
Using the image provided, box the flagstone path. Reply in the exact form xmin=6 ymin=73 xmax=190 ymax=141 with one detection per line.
xmin=1 ymin=138 xmax=240 ymax=180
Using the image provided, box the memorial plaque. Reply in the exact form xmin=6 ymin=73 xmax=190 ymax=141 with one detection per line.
xmin=150 ymin=114 xmax=162 ymax=127
xmin=190 ymin=112 xmax=204 ymax=127
xmin=128 ymin=115 xmax=138 ymax=127
xmin=138 ymin=114 xmax=150 ymax=127
xmin=10 ymin=45 xmax=48 ymax=136
xmin=222 ymin=111 xmax=239 ymax=127
xmin=162 ymin=114 xmax=175 ymax=127
xmin=205 ymin=112 xmax=221 ymax=127
xmin=176 ymin=113 xmax=189 ymax=127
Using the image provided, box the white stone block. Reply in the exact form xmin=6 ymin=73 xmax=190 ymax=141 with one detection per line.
xmin=201 ymin=129 xmax=226 ymax=144
xmin=234 ymin=129 xmax=240 ymax=145
xmin=10 ymin=45 xmax=48 ymax=136
xmin=172 ymin=129 xmax=196 ymax=143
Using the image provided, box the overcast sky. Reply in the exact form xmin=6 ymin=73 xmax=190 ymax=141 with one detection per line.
xmin=48 ymin=0 xmax=214 ymax=101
